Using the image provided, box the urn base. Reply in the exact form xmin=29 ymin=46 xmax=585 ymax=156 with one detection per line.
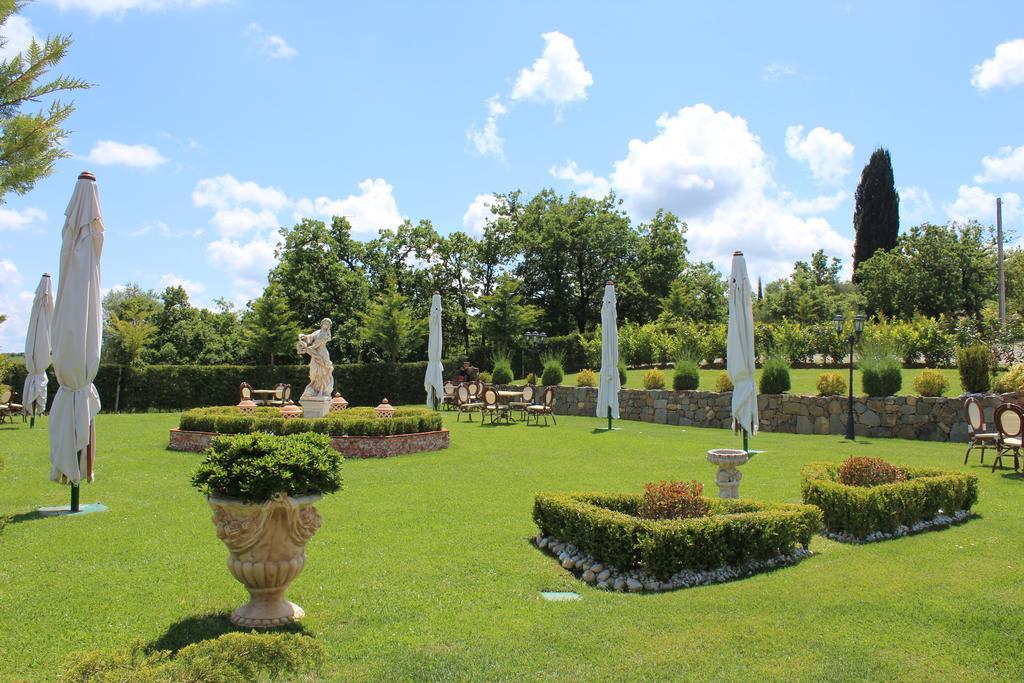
xmin=230 ymin=595 xmax=305 ymax=629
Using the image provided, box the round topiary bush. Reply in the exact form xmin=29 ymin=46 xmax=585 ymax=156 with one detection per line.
xmin=816 ymin=371 xmax=847 ymax=396
xmin=643 ymin=368 xmax=666 ymax=390
xmin=913 ymin=369 xmax=949 ymax=397
xmin=673 ymin=360 xmax=699 ymax=390
xmin=576 ymin=368 xmax=597 ymax=387
xmin=541 ymin=358 xmax=564 ymax=386
xmin=618 ymin=361 xmax=628 ymax=386
xmin=862 ymin=360 xmax=902 ymax=396
xmin=715 ymin=372 xmax=733 ymax=392
xmin=759 ymin=357 xmax=791 ymax=394
xmin=479 ymin=370 xmax=493 ymax=384
xmin=490 ymin=364 xmax=513 ymax=385
xmin=837 ymin=456 xmax=907 ymax=487
xmin=957 ymin=345 xmax=991 ymax=394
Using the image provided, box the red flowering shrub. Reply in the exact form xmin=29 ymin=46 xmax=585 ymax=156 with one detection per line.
xmin=637 ymin=480 xmax=709 ymax=520
xmin=837 ymin=457 xmax=908 ymax=488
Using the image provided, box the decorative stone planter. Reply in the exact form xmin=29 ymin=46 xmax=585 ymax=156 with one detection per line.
xmin=208 ymin=493 xmax=322 ymax=628
xmin=707 ymin=448 xmax=749 ymax=499
xmin=170 ymin=428 xmax=450 ymax=459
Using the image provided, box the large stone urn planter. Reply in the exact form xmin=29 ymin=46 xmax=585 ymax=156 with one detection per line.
xmin=208 ymin=493 xmax=322 ymax=628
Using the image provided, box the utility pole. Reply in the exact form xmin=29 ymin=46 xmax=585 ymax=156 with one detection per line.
xmin=998 ymin=197 xmax=1006 ymax=327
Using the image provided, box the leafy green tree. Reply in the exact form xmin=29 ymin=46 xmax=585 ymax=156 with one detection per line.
xmin=358 ymin=281 xmax=422 ymax=363
xmin=852 ymin=148 xmax=900 ymax=276
xmin=658 ymin=262 xmax=727 ymax=325
xmin=619 ymin=209 xmax=688 ymax=323
xmin=432 ymin=230 xmax=480 ymax=354
xmin=102 ymin=284 xmax=161 ymax=363
xmin=757 ymin=251 xmax=855 ymax=324
xmin=477 ymin=275 xmax=541 ymax=351
xmin=109 ymin=297 xmax=158 ymax=367
xmin=0 ymin=1 xmax=91 ymax=202
xmin=244 ymin=282 xmax=300 ymax=366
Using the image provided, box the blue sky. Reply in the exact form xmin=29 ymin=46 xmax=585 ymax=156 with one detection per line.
xmin=0 ymin=0 xmax=1023 ymax=350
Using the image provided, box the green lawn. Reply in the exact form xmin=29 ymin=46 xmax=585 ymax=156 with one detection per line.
xmin=552 ymin=367 xmax=965 ymax=397
xmin=1 ymin=412 xmax=1021 ymax=680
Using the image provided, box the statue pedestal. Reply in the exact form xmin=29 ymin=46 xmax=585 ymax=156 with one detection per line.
xmin=300 ymin=397 xmax=330 ymax=419
xmin=706 ymin=449 xmax=750 ymax=499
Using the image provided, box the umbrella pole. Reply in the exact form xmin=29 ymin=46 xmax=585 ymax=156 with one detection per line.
xmin=608 ymin=406 xmax=613 ymax=431
xmin=30 ymin=407 xmax=35 ymax=429
xmin=742 ymin=429 xmax=748 ymax=453
xmin=70 ymin=482 xmax=80 ymax=513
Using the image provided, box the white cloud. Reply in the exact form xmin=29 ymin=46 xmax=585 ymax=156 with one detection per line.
xmin=549 ymin=161 xmax=611 ymax=199
xmin=158 ymin=273 xmax=206 ymax=298
xmin=971 ymin=39 xmax=1024 ymax=91
xmin=899 ymin=186 xmax=934 ymax=225
xmin=0 ymin=14 xmax=37 ymax=61
xmin=245 ymin=22 xmax=298 ymax=60
xmin=0 ymin=259 xmax=32 ymax=352
xmin=947 ymin=185 xmax=1022 ymax=224
xmin=210 ymin=207 xmax=278 ymax=238
xmin=206 ymin=234 xmax=279 ymax=283
xmin=294 ymin=178 xmax=404 ymax=238
xmin=587 ymin=103 xmax=854 ymax=281
xmin=462 ymin=194 xmax=501 ymax=237
xmin=975 ymin=144 xmax=1024 ymax=183
xmin=43 ymin=0 xmax=223 ymax=17
xmin=762 ymin=62 xmax=797 ymax=82
xmin=86 ymin=140 xmax=167 ymax=168
xmin=467 ymin=95 xmax=506 ymax=158
xmin=193 ymin=174 xmax=288 ymax=212
xmin=511 ymin=31 xmax=593 ymax=109
xmin=784 ymin=125 xmax=854 ymax=185
xmin=0 ymin=206 xmax=46 ymax=231
xmin=780 ymin=190 xmax=847 ymax=215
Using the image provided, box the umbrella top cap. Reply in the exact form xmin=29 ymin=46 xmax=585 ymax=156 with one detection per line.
xmin=733 ymin=251 xmax=743 ymax=256
xmin=78 ymin=171 xmax=96 ymax=181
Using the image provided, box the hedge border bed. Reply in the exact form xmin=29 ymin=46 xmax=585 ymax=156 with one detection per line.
xmin=169 ymin=428 xmax=449 ymax=459
xmin=800 ymin=461 xmax=979 ymax=542
xmin=532 ymin=492 xmax=822 ymax=589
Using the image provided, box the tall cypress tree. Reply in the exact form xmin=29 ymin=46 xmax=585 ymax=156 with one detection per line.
xmin=852 ymin=148 xmax=900 ymax=277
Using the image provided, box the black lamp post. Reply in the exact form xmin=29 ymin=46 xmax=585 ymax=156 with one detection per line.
xmin=834 ymin=313 xmax=866 ymax=440
xmin=523 ymin=331 xmax=547 ymax=382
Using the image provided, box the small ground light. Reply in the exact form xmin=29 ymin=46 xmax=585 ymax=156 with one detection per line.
xmin=540 ymin=591 xmax=581 ymax=602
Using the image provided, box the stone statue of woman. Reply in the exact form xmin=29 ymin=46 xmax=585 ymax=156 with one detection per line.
xmin=296 ymin=318 xmax=334 ymax=399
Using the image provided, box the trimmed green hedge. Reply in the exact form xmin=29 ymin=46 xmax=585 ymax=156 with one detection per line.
xmin=8 ymin=361 xmax=434 ymax=413
xmin=800 ymin=461 xmax=978 ymax=539
xmin=533 ymin=492 xmax=822 ymax=580
xmin=179 ymin=406 xmax=441 ymax=437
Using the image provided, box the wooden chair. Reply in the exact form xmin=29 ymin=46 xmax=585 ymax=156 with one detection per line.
xmin=455 ymin=385 xmax=483 ymax=422
xmin=441 ymin=382 xmax=456 ymax=410
xmin=963 ymin=397 xmax=997 ymax=465
xmin=992 ymin=403 xmax=1023 ymax=472
xmin=0 ymin=388 xmax=12 ymax=424
xmin=467 ymin=381 xmax=481 ymax=401
xmin=283 ymin=384 xmax=292 ymax=403
xmin=268 ymin=383 xmax=289 ymax=407
xmin=526 ymin=386 xmax=557 ymax=426
xmin=239 ymin=382 xmax=254 ymax=403
xmin=509 ymin=384 xmax=535 ymax=421
xmin=481 ymin=388 xmax=511 ymax=425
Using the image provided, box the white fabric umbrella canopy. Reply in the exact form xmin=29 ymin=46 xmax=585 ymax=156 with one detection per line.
xmin=23 ymin=273 xmax=54 ymax=419
xmin=596 ymin=281 xmax=621 ymax=419
xmin=727 ymin=251 xmax=758 ymax=437
xmin=49 ymin=173 xmax=104 ymax=485
xmin=424 ymin=292 xmax=445 ymax=408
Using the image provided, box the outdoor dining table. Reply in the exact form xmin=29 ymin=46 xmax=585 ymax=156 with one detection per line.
xmin=496 ymin=390 xmax=524 ymax=402
xmin=251 ymin=389 xmax=277 ymax=405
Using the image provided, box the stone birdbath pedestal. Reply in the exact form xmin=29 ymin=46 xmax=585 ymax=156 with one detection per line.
xmin=707 ymin=448 xmax=749 ymax=499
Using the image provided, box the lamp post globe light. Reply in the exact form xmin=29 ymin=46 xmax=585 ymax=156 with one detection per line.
xmin=834 ymin=313 xmax=866 ymax=440
xmin=523 ymin=330 xmax=547 ymax=382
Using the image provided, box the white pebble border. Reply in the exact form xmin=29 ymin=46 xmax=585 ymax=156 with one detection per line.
xmin=533 ymin=535 xmax=813 ymax=593
xmin=823 ymin=509 xmax=974 ymax=544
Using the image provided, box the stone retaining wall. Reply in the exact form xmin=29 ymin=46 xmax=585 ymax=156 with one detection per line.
xmin=169 ymin=428 xmax=449 ymax=458
xmin=552 ymin=387 xmax=1021 ymax=442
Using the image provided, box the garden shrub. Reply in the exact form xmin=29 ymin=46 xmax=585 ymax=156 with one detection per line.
xmin=60 ymin=632 xmax=325 ymax=683
xmin=191 ymin=432 xmax=343 ymax=503
xmin=800 ymin=461 xmax=978 ymax=540
xmin=637 ymin=481 xmax=708 ymax=520
xmin=524 ymin=372 xmax=537 ymax=386
xmin=642 ymin=368 xmax=666 ymax=390
xmin=618 ymin=361 xmax=628 ymax=386
xmin=816 ymin=371 xmax=847 ymax=397
xmin=913 ymin=369 xmax=949 ymax=397
xmin=540 ymin=353 xmax=564 ymax=386
xmin=860 ymin=338 xmax=902 ymax=396
xmin=837 ymin=456 xmax=908 ymax=487
xmin=533 ymin=492 xmax=822 ymax=580
xmin=957 ymin=345 xmax=991 ymax=394
xmin=759 ymin=356 xmax=791 ymax=394
xmin=490 ymin=349 xmax=514 ymax=385
xmin=714 ymin=372 xmax=733 ymax=392
xmin=576 ymin=368 xmax=597 ymax=387
xmin=672 ymin=359 xmax=700 ymax=390
xmin=993 ymin=364 xmax=1024 ymax=393
xmin=478 ymin=371 xmax=493 ymax=384
xmin=179 ymin=405 xmax=440 ymax=437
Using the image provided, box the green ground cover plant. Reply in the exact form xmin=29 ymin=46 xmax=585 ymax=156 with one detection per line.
xmin=178 ymin=405 xmax=440 ymax=437
xmin=1 ymin=413 xmax=1020 ymax=680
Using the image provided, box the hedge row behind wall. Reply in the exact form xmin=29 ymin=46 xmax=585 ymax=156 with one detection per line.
xmin=8 ymin=361 xmax=436 ymax=413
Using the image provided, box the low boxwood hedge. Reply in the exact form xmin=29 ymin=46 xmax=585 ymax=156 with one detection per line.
xmin=179 ymin=405 xmax=441 ymax=438
xmin=800 ymin=461 xmax=978 ymax=540
xmin=532 ymin=492 xmax=822 ymax=580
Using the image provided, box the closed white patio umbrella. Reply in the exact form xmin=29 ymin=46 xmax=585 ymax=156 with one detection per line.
xmin=23 ymin=273 xmax=53 ymax=427
xmin=424 ymin=291 xmax=445 ymax=409
xmin=727 ymin=251 xmax=758 ymax=451
xmin=49 ymin=171 xmax=104 ymax=511
xmin=596 ymin=281 xmax=621 ymax=430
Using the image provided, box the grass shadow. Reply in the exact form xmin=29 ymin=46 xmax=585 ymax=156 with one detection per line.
xmin=4 ymin=510 xmax=45 ymax=525
xmin=146 ymin=612 xmax=312 ymax=654
xmin=1000 ymin=471 xmax=1024 ymax=482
